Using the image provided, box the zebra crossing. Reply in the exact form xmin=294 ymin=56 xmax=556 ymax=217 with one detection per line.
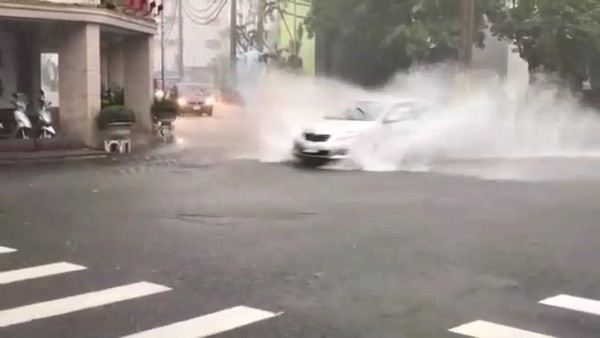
xmin=0 ymin=244 xmax=281 ymax=337
xmin=0 ymin=246 xmax=16 ymax=254
xmin=449 ymin=293 xmax=600 ymax=337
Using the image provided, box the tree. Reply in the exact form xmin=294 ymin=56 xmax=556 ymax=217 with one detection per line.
xmin=304 ymin=0 xmax=499 ymax=84
xmin=486 ymin=0 xmax=600 ymax=90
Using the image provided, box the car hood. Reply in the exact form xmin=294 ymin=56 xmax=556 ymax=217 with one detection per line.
xmin=181 ymin=94 xmax=209 ymax=101
xmin=303 ymin=119 xmax=376 ymax=137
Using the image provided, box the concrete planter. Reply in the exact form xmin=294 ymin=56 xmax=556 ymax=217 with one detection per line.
xmin=105 ymin=122 xmax=133 ymax=138
xmin=102 ymin=122 xmax=133 ymax=153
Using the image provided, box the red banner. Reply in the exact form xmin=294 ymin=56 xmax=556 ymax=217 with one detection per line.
xmin=126 ymin=0 xmax=148 ymax=11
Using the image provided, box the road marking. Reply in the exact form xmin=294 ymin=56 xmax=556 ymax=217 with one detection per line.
xmin=540 ymin=294 xmax=600 ymax=316
xmin=449 ymin=320 xmax=556 ymax=338
xmin=0 ymin=246 xmax=16 ymax=254
xmin=121 ymin=305 xmax=282 ymax=338
xmin=0 ymin=262 xmax=86 ymax=285
xmin=0 ymin=281 xmax=171 ymax=327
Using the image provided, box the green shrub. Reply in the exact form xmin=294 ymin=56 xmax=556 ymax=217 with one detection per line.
xmin=97 ymin=105 xmax=135 ymax=129
xmin=101 ymin=87 xmax=125 ymax=109
xmin=151 ymin=98 xmax=179 ymax=120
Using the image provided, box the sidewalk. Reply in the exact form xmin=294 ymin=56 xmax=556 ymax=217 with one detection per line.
xmin=0 ymin=132 xmax=166 ymax=164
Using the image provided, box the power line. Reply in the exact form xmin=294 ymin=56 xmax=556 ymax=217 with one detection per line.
xmin=185 ymin=0 xmax=219 ymax=14
xmin=182 ymin=1 xmax=226 ymax=25
xmin=182 ymin=0 xmax=226 ymax=24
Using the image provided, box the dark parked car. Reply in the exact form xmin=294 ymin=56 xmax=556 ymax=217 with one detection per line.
xmin=173 ymin=83 xmax=215 ymax=116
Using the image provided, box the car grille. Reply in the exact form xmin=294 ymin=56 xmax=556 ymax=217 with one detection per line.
xmin=304 ymin=133 xmax=330 ymax=142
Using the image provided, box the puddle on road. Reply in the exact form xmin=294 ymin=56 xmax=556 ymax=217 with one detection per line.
xmin=166 ymin=68 xmax=600 ymax=182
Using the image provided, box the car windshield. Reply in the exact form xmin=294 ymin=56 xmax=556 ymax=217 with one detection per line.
xmin=384 ymin=101 xmax=432 ymax=121
xmin=178 ymin=84 xmax=208 ymax=97
xmin=325 ymin=101 xmax=388 ymax=121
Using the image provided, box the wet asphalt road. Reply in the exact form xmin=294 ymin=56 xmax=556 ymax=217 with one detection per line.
xmin=2 ymin=115 xmax=600 ymax=337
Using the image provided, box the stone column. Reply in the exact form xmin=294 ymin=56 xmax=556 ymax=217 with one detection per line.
xmin=107 ymin=43 xmax=124 ymax=90
xmin=124 ymin=34 xmax=153 ymax=132
xmin=58 ymin=23 xmax=101 ymax=147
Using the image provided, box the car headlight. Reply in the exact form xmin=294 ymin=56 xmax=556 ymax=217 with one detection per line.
xmin=177 ymin=97 xmax=187 ymax=106
xmin=205 ymin=96 xmax=215 ymax=105
xmin=154 ymin=90 xmax=165 ymax=99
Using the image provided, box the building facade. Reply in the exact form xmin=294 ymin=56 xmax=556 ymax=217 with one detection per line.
xmin=0 ymin=0 xmax=156 ymax=148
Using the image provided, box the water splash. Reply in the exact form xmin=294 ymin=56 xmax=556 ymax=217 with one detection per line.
xmin=216 ymin=67 xmax=600 ymax=179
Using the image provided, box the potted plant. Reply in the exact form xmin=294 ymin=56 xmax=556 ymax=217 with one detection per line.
xmin=97 ymin=105 xmax=136 ymax=138
xmin=151 ymin=98 xmax=179 ymax=123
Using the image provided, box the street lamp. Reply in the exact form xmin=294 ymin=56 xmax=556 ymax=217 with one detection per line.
xmin=160 ymin=0 xmax=166 ymax=93
xmin=230 ymin=0 xmax=237 ymax=86
xmin=150 ymin=1 xmax=165 ymax=92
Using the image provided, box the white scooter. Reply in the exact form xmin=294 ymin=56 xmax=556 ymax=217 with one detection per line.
xmin=11 ymin=92 xmax=32 ymax=139
xmin=36 ymin=94 xmax=56 ymax=139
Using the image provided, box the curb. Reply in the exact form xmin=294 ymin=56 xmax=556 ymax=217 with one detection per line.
xmin=0 ymin=151 xmax=109 ymax=165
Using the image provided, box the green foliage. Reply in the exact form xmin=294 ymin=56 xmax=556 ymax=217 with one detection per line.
xmin=305 ymin=0 xmax=496 ymax=71
xmin=151 ymin=98 xmax=179 ymax=121
xmin=101 ymin=86 xmax=124 ymax=109
xmin=306 ymin=0 xmax=600 ymax=89
xmin=487 ymin=0 xmax=600 ymax=90
xmin=97 ymin=105 xmax=135 ymax=129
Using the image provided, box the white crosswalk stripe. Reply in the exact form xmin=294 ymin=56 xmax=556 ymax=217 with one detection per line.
xmin=449 ymin=320 xmax=556 ymax=338
xmin=0 ymin=262 xmax=86 ymax=285
xmin=450 ymin=293 xmax=600 ymax=337
xmin=0 ymin=247 xmax=282 ymax=336
xmin=540 ymin=294 xmax=600 ymax=316
xmin=121 ymin=305 xmax=282 ymax=338
xmin=0 ymin=246 xmax=16 ymax=254
xmin=0 ymin=281 xmax=171 ymax=327
xmin=1 ymin=247 xmax=596 ymax=338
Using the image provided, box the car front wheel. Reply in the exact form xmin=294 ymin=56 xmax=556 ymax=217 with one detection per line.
xmin=296 ymin=156 xmax=331 ymax=168
xmin=201 ymin=106 xmax=213 ymax=117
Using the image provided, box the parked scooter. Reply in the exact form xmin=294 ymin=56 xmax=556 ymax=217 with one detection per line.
xmin=11 ymin=92 xmax=32 ymax=139
xmin=35 ymin=91 xmax=56 ymax=138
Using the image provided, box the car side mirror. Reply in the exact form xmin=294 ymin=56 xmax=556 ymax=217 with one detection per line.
xmin=383 ymin=116 xmax=402 ymax=124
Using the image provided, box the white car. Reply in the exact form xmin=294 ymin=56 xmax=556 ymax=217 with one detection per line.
xmin=292 ymin=98 xmax=438 ymax=167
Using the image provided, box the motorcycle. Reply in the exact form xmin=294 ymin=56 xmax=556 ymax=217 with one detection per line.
xmin=154 ymin=117 xmax=174 ymax=143
xmin=11 ymin=92 xmax=32 ymax=139
xmin=36 ymin=94 xmax=56 ymax=139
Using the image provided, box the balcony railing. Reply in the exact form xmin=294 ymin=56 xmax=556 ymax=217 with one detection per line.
xmin=26 ymin=0 xmax=102 ymax=5
xmin=6 ymin=0 xmax=151 ymax=11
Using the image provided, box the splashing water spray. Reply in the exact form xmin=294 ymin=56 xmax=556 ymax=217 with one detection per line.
xmin=212 ymin=57 xmax=600 ymax=180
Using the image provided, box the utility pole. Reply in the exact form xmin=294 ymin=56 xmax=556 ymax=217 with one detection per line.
xmin=177 ymin=0 xmax=184 ymax=80
xmin=160 ymin=0 xmax=166 ymax=92
xmin=459 ymin=0 xmax=475 ymax=69
xmin=256 ymin=0 xmax=267 ymax=52
xmin=459 ymin=0 xmax=475 ymax=96
xmin=229 ymin=0 xmax=237 ymax=85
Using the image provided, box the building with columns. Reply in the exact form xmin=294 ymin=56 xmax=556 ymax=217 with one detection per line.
xmin=0 ymin=0 xmax=156 ymax=148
